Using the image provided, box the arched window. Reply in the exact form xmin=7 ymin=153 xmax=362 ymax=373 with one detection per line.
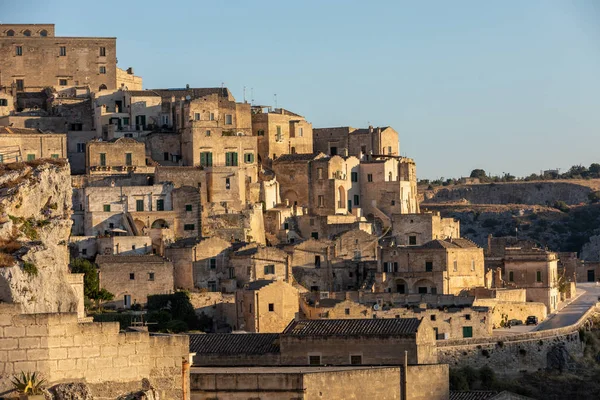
xmin=40 ymin=30 xmax=48 ymax=37
xmin=23 ymin=30 xmax=31 ymax=37
xmin=98 ymin=84 xmax=107 ymax=91
xmin=6 ymin=30 xmax=14 ymax=37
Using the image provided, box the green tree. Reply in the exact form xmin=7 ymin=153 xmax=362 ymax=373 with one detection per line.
xmin=70 ymin=258 xmax=114 ymax=308
xmin=470 ymin=169 xmax=487 ymax=180
xmin=589 ymin=163 xmax=600 ymax=177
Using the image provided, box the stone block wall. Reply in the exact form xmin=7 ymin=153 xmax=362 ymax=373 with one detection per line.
xmin=0 ymin=304 xmax=189 ymax=399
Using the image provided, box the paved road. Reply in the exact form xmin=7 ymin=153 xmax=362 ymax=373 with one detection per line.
xmin=492 ymin=283 xmax=600 ymax=335
xmin=535 ymin=282 xmax=600 ymax=331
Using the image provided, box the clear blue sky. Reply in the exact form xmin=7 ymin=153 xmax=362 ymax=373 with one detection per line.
xmin=2 ymin=0 xmax=600 ymax=179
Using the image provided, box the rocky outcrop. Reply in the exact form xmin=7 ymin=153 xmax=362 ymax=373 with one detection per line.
xmin=0 ymin=161 xmax=79 ymax=314
xmin=422 ymin=181 xmax=595 ymax=206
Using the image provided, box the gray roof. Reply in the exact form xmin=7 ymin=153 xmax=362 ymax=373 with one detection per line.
xmin=450 ymin=392 xmax=499 ymax=400
xmin=127 ymin=90 xmax=160 ymax=97
xmin=283 ymin=318 xmax=421 ymax=337
xmin=244 ymin=280 xmax=276 ymax=291
xmin=95 ymin=254 xmax=170 ymax=264
xmin=418 ymin=238 xmax=479 ymax=250
xmin=189 ymin=333 xmax=280 ymax=355
xmin=151 ymin=87 xmax=228 ymax=100
xmin=273 ymin=152 xmax=325 ymax=163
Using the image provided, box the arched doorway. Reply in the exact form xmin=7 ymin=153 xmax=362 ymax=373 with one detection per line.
xmin=337 ymin=186 xmax=345 ymax=209
xmin=134 ymin=219 xmax=146 ymax=234
xmin=99 ymin=84 xmax=107 ymax=91
xmin=395 ymin=278 xmax=408 ymax=294
xmin=151 ymin=219 xmax=168 ymax=229
xmin=413 ymin=279 xmax=437 ymax=294
xmin=283 ymin=190 xmax=299 ymax=207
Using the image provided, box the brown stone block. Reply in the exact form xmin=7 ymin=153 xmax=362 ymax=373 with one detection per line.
xmin=26 ymin=348 xmax=48 ymax=361
xmin=100 ymin=345 xmax=118 ymax=357
xmin=95 ymin=356 xmax=113 ymax=369
xmin=36 ymin=359 xmax=57 ymax=372
xmin=26 ymin=324 xmax=49 ymax=337
xmin=12 ymin=360 xmax=36 ymax=373
xmin=117 ymin=344 xmax=135 ymax=357
xmin=57 ymin=358 xmax=77 ymax=371
xmin=19 ymin=337 xmax=41 ymax=349
xmin=0 ymin=338 xmax=19 ymax=350
xmin=8 ymin=349 xmax=27 ymax=362
xmin=128 ymin=354 xmax=144 ymax=366
xmin=4 ymin=326 xmax=26 ymax=337
xmin=48 ymin=347 xmax=68 ymax=360
xmin=67 ymin=347 xmax=83 ymax=359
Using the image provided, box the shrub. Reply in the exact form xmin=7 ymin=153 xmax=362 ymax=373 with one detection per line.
xmin=23 ymin=262 xmax=38 ymax=277
xmin=553 ymin=201 xmax=570 ymax=213
xmin=479 ymin=365 xmax=496 ymax=389
xmin=449 ymin=369 xmax=470 ymax=391
xmin=93 ymin=312 xmax=135 ymax=329
xmin=482 ymin=218 xmax=500 ymax=228
xmin=163 ymin=319 xmax=189 ymax=333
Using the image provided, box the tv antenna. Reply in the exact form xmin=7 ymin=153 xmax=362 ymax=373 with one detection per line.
xmin=274 ymin=93 xmax=277 ymax=108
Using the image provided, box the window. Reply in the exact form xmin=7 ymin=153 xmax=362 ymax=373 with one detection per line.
xmin=284 ymin=222 xmax=289 ymax=230
xmin=125 ymin=153 xmax=132 ymax=166
xmin=76 ymin=143 xmax=85 ymax=153
xmin=330 ymin=146 xmax=337 ymax=156
xmin=345 ymin=308 xmax=350 ymax=315
xmin=16 ymin=46 xmax=23 ymax=56
xmin=409 ymin=236 xmax=417 ymax=245
xmin=209 ymin=258 xmax=217 ymax=269
xmin=81 ymin=248 xmax=87 ymax=255
xmin=156 ymin=199 xmax=164 ymax=211
xmin=99 ymin=153 xmax=106 ymax=166
xmin=257 ymin=129 xmax=265 ymax=136
xmin=225 ymin=178 xmax=230 ymax=189
xmin=536 ymin=270 xmax=542 ymax=282
xmin=7 ymin=30 xmax=14 ymax=36
xmin=361 ymin=145 xmax=367 ymax=154
xmin=353 ymin=195 xmax=360 ymax=206
xmin=471 ymin=260 xmax=476 ymax=271
xmin=109 ymin=223 xmax=114 ymax=229
xmin=367 ymin=174 xmax=373 ymax=182
xmin=264 ymin=265 xmax=275 ymax=275
xmin=23 ymin=30 xmax=31 ymax=37
xmin=99 ymin=46 xmax=106 ymax=56
xmin=317 ymin=168 xmax=324 ymax=179
xmin=209 ymin=113 xmax=215 ymax=121
xmin=430 ymin=315 xmax=436 ymax=321
xmin=298 ymin=127 xmax=303 ymax=137
xmin=161 ymin=115 xmax=169 ymax=126
xmin=391 ymin=200 xmax=396 ymax=206
xmin=205 ymin=130 xmax=211 ymax=137
xmin=0 ymin=154 xmax=3 ymax=163
xmin=59 ymin=46 xmax=66 ymax=56
xmin=225 ymin=114 xmax=233 ymax=125
xmin=194 ymin=113 xmax=200 ymax=121
xmin=350 ymin=355 xmax=362 ymax=365
xmin=40 ymin=30 xmax=47 ymax=37
xmin=185 ymin=204 xmax=192 ymax=212
xmin=129 ymin=273 xmax=135 ymax=280
xmin=225 ymin=152 xmax=238 ymax=166
xmin=184 ymin=224 xmax=195 ymax=231
xmin=103 ymin=204 xmax=111 ymax=212
xmin=465 ymin=314 xmax=471 ymax=321
xmin=51 ymin=154 xmax=59 ymax=159
xmin=70 ymin=123 xmax=83 ymax=131
xmin=351 ymin=172 xmax=358 ymax=182
xmin=388 ymin=146 xmax=392 ymax=154
xmin=318 ymin=195 xmax=325 ymax=207
xmin=244 ymin=153 xmax=255 ymax=164
xmin=311 ymin=232 xmax=319 ymax=239
xmin=453 ymin=260 xmax=458 ymax=272
xmin=99 ymin=66 xmax=106 ymax=74
xmin=418 ymin=287 xmax=427 ymax=294
xmin=208 ymin=281 xmax=217 ymax=292
xmin=148 ymin=272 xmax=155 ymax=281
xmin=462 ymin=326 xmax=473 ymax=338
xmin=314 ymin=256 xmax=321 ymax=268
xmin=425 ymin=261 xmax=433 ymax=272
xmin=27 ymin=154 xmax=35 ymax=161
xmin=308 ymin=355 xmax=321 ymax=366
xmin=200 ymin=152 xmax=213 ymax=167
xmin=276 ymin=125 xmax=282 ymax=141
xmin=509 ymin=271 xmax=514 ymax=282
xmin=268 ymin=303 xmax=274 ymax=312
xmin=59 ymin=79 xmax=68 ymax=86
xmin=0 ymin=99 xmax=7 ymax=106
xmin=136 ymin=199 xmax=144 ymax=212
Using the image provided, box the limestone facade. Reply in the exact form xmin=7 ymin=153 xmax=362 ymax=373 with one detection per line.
xmin=0 ymin=24 xmax=117 ymax=91
xmin=231 ymin=244 xmax=291 ymax=286
xmin=86 ymin=137 xmax=149 ymax=174
xmin=236 ymin=280 xmax=299 ymax=333
xmin=97 ymin=254 xmax=174 ymax=308
xmin=313 ymin=125 xmax=399 ymax=158
xmin=0 ymin=126 xmax=66 ymax=163
xmin=392 ymin=211 xmax=460 ymax=246
xmin=116 ymin=67 xmax=143 ymax=90
xmin=251 ymin=107 xmax=313 ymax=165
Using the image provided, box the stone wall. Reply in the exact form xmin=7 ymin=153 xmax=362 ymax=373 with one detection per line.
xmin=0 ymin=304 xmax=189 ymax=399
xmin=473 ymin=299 xmax=547 ymax=328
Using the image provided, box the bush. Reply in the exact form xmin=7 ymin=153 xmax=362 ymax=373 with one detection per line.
xmin=553 ymin=201 xmax=570 ymax=213
xmin=23 ymin=262 xmax=38 ymax=277
xmin=449 ymin=369 xmax=470 ymax=391
xmin=163 ymin=319 xmax=189 ymax=333
xmin=482 ymin=218 xmax=500 ymax=228
xmin=479 ymin=365 xmax=496 ymax=389
xmin=147 ymin=291 xmax=201 ymax=331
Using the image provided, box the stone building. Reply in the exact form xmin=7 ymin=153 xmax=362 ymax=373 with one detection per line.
xmin=86 ymin=137 xmax=150 ymax=174
xmin=378 ymin=238 xmax=486 ymax=295
xmin=0 ymin=91 xmax=14 ymax=116
xmin=0 ymin=126 xmax=66 ymax=163
xmin=313 ymin=125 xmax=399 ymax=157
xmin=117 ymin=66 xmax=143 ymax=90
xmin=0 ymin=24 xmax=118 ymax=91
xmin=235 ymin=280 xmax=299 ymax=333
xmin=392 ymin=211 xmax=460 ymax=246
xmin=251 ymin=106 xmax=313 ymax=165
xmin=97 ymin=254 xmax=174 ymax=308
xmin=165 ymin=236 xmax=238 ymax=291
xmin=300 ymin=297 xmax=492 ymax=339
xmin=231 ymin=244 xmax=291 ymax=286
xmin=502 ymin=248 xmax=560 ymax=313
xmin=271 ymin=152 xmax=327 ymax=208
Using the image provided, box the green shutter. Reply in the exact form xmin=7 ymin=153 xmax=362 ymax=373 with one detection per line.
xmin=200 ymin=152 xmax=206 ymax=166
xmin=232 ymin=152 xmax=238 ymax=166
xmin=225 ymin=152 xmax=231 ymax=166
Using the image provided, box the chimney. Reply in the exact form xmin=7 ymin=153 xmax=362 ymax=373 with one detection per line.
xmin=369 ymin=125 xmax=373 ymax=133
xmin=343 ymin=148 xmax=348 ymax=157
xmin=126 ymin=67 xmax=134 ymax=75
xmin=377 ymin=127 xmax=381 ymax=134
xmin=186 ymin=84 xmax=190 ymax=89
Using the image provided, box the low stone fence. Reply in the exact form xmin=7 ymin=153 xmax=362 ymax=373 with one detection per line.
xmin=437 ymin=303 xmax=599 ymax=373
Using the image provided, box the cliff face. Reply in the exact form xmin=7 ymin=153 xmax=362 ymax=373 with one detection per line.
xmin=0 ymin=161 xmax=79 ymax=314
xmin=422 ymin=181 xmax=595 ymax=206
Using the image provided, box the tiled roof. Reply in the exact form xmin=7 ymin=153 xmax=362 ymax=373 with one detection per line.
xmin=188 ymin=333 xmax=280 ymax=355
xmin=282 ymin=318 xmax=421 ymax=337
xmin=127 ymin=90 xmax=160 ymax=97
xmin=449 ymin=392 xmax=499 ymax=400
xmin=418 ymin=239 xmax=479 ymax=250
xmin=0 ymin=127 xmax=47 ymax=134
xmin=273 ymin=152 xmax=326 ymax=163
xmin=234 ymin=244 xmax=260 ymax=257
xmin=151 ymin=87 xmax=228 ymax=100
xmin=95 ymin=254 xmax=170 ymax=264
xmin=244 ymin=280 xmax=276 ymax=291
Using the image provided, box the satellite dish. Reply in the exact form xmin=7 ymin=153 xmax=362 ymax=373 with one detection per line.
xmin=185 ymin=95 xmax=191 ymax=101
xmin=373 ymin=304 xmax=380 ymax=311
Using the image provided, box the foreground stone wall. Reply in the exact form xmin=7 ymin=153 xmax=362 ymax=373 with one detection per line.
xmin=0 ymin=303 xmax=189 ymax=399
